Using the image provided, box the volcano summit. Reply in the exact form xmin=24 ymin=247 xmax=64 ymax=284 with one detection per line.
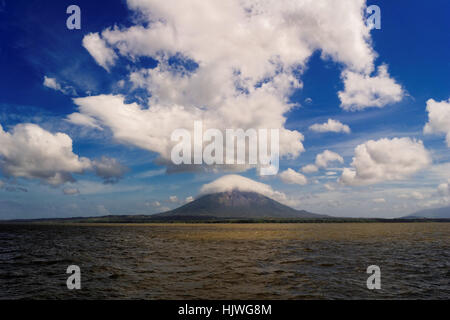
xmin=153 ymin=190 xmax=326 ymax=220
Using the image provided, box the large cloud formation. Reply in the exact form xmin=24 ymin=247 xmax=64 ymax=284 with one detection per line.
xmin=438 ymin=179 xmax=450 ymax=196
xmin=423 ymin=98 xmax=450 ymax=146
xmin=339 ymin=138 xmax=431 ymax=186
xmin=71 ymin=0 xmax=402 ymax=171
xmin=0 ymin=123 xmax=126 ymax=185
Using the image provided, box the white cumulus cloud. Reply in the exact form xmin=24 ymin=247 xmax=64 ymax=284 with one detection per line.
xmin=315 ymin=150 xmax=344 ymax=169
xmin=279 ymin=168 xmax=308 ymax=185
xmin=437 ymin=180 xmax=450 ymax=196
xmin=301 ymin=150 xmax=343 ymax=174
xmin=423 ymin=98 xmax=450 ymax=146
xmin=73 ymin=0 xmax=399 ymax=173
xmin=338 ymin=65 xmax=404 ymax=111
xmin=309 ymin=119 xmax=350 ymax=134
xmin=339 ymin=138 xmax=431 ymax=186
xmin=301 ymin=164 xmax=319 ymax=173
xmin=0 ymin=123 xmax=92 ymax=185
xmin=0 ymin=123 xmax=127 ymax=185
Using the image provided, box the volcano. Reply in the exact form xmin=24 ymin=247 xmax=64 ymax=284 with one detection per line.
xmin=153 ymin=190 xmax=326 ymax=220
xmin=402 ymin=206 xmax=450 ymax=219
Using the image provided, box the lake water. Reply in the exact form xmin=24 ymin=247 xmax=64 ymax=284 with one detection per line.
xmin=0 ymin=223 xmax=449 ymax=299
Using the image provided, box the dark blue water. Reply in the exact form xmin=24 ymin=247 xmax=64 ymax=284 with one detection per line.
xmin=0 ymin=223 xmax=448 ymax=299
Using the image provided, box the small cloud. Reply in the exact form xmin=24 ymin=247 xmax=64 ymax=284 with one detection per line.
xmin=0 ymin=181 xmax=25 ymax=192
xmin=43 ymin=76 xmax=62 ymax=91
xmin=398 ymin=191 xmax=427 ymax=200
xmin=423 ymin=98 xmax=450 ymax=147
xmin=309 ymin=119 xmax=351 ymax=134
xmin=43 ymin=76 xmax=77 ymax=95
xmin=338 ymin=65 xmax=404 ymax=111
xmin=185 ymin=196 xmax=194 ymax=203
xmin=93 ymin=157 xmax=128 ymax=184
xmin=96 ymin=205 xmax=110 ymax=215
xmin=279 ymin=168 xmax=308 ymax=185
xmin=372 ymin=198 xmax=386 ymax=203
xmin=145 ymin=200 xmax=162 ymax=208
xmin=323 ymin=183 xmax=335 ymax=191
xmin=117 ymin=80 xmax=125 ymax=88
xmin=315 ymin=150 xmax=344 ymax=169
xmin=82 ymin=33 xmax=117 ymax=71
xmin=302 ymin=164 xmax=318 ymax=173
xmin=63 ymin=188 xmax=80 ymax=195
xmin=437 ymin=181 xmax=450 ymax=196
xmin=4 ymin=186 xmax=28 ymax=193
xmin=135 ymin=168 xmax=166 ymax=179
xmin=411 ymin=191 xmax=426 ymax=200
xmin=169 ymin=196 xmax=178 ymax=203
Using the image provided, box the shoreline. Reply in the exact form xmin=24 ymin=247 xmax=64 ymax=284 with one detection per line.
xmin=1 ymin=218 xmax=449 ymax=226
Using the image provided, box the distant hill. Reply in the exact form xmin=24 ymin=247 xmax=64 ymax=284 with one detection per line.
xmin=403 ymin=206 xmax=450 ymax=219
xmin=153 ymin=190 xmax=326 ymax=219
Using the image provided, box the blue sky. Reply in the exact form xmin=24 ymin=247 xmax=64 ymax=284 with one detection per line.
xmin=0 ymin=0 xmax=449 ymax=219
